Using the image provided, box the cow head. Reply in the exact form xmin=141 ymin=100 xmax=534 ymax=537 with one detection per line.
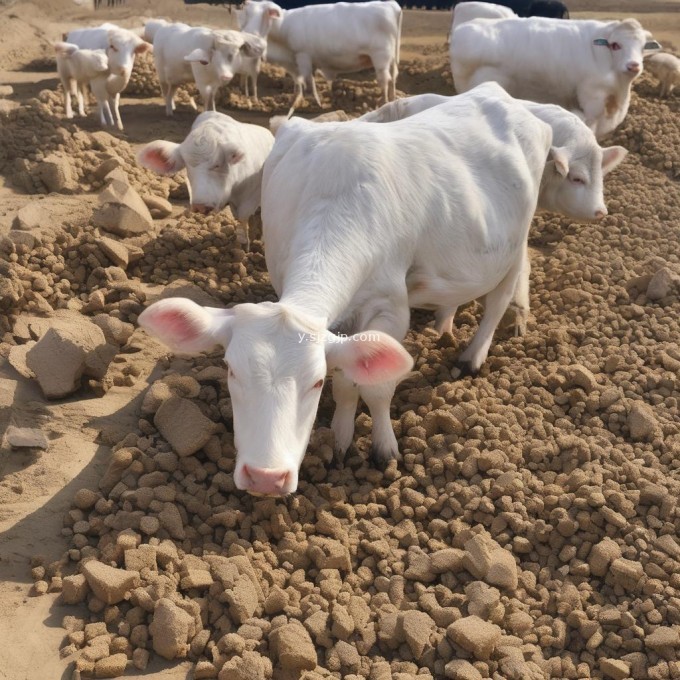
xmin=592 ymin=19 xmax=653 ymax=78
xmin=106 ymin=28 xmax=150 ymax=80
xmin=185 ymin=30 xmax=265 ymax=83
xmin=138 ymin=298 xmax=413 ymax=495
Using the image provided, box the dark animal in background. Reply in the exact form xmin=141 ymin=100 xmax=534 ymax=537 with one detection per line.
xmin=452 ymin=0 xmax=568 ymax=18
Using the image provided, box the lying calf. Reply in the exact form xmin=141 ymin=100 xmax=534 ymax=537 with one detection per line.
xmin=138 ymin=111 xmax=274 ymax=249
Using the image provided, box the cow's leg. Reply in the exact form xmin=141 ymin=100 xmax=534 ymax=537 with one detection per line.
xmin=287 ymin=76 xmax=305 ymax=116
xmin=165 ymin=84 xmax=178 ymax=116
xmin=508 ymin=242 xmax=530 ymax=337
xmin=389 ymin=57 xmax=398 ymax=101
xmin=330 ymin=370 xmax=360 ymax=466
xmin=111 ymin=93 xmax=123 ymax=130
xmin=356 ymin=300 xmax=410 ymax=468
xmin=435 ymin=306 xmax=458 ymax=336
xmin=453 ymin=256 xmax=523 ymax=378
xmin=375 ymin=65 xmax=391 ymax=105
xmin=77 ymin=83 xmax=87 ymax=116
xmin=296 ymin=53 xmax=321 ymax=106
xmin=236 ymin=218 xmax=250 ymax=252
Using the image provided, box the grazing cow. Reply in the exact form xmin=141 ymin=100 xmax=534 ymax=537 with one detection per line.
xmin=238 ymin=0 xmax=402 ymax=109
xmin=137 ymin=82 xmax=553 ymax=495
xmin=452 ymin=0 xmax=569 ymax=19
xmin=137 ymin=112 xmax=274 ymax=250
xmin=359 ymin=92 xmax=627 ymax=334
xmin=152 ymin=22 xmax=266 ymax=116
xmin=644 ymin=52 xmax=680 ymax=97
xmin=450 ymin=16 xmax=660 ymax=138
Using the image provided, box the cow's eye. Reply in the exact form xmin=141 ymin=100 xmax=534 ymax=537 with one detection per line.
xmin=610 ymin=42 xmax=621 ymax=51
xmin=312 ymin=379 xmax=324 ymax=389
xmin=228 ymin=367 xmax=236 ymax=380
xmin=109 ymin=44 xmax=118 ymax=52
xmin=211 ymin=163 xmax=224 ymax=172
xmin=570 ymin=175 xmax=585 ymax=185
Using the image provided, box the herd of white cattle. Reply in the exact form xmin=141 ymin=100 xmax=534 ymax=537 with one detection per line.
xmin=53 ymin=1 xmax=678 ymax=496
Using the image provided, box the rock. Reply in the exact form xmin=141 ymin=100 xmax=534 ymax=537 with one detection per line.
xmin=141 ymin=194 xmax=173 ymax=219
xmin=308 ymin=536 xmax=351 ymax=571
xmin=567 ymin=364 xmax=598 ymax=392
xmin=217 ymin=650 xmax=272 ymax=680
xmin=103 ymin=167 xmax=129 ymax=186
xmin=404 ymin=547 xmax=436 ymax=582
xmin=94 ymin=158 xmax=124 ymax=180
xmin=8 ymin=342 xmax=35 ymax=379
xmin=181 ymin=568 xmax=213 ymax=590
xmin=445 ymin=659 xmax=484 ymax=680
xmin=92 ymin=181 xmax=154 ymax=237
xmin=154 ymin=397 xmax=216 ymax=457
xmin=149 ymin=598 xmax=196 ymax=660
xmin=91 ymin=315 xmax=134 ymax=346
xmin=430 ymin=548 xmax=466 ymax=574
xmin=646 ymin=267 xmax=674 ymax=300
xmin=485 ymin=548 xmax=518 ymax=590
xmin=655 ymin=534 xmax=680 ymax=560
xmin=447 ymin=616 xmax=502 ymax=661
xmin=25 ymin=322 xmax=111 ymax=398
xmin=82 ymin=561 xmax=140 ymax=605
xmin=94 ymin=653 xmax=127 ymax=678
xmin=645 ymin=627 xmax=679 ymax=652
xmin=62 ymin=574 xmax=89 ymax=604
xmin=73 ymin=488 xmax=99 ymax=510
xmin=158 ymin=503 xmax=186 ymax=540
xmin=269 ymin=621 xmax=317 ymax=671
xmin=599 ymin=658 xmax=630 ymax=680
xmin=610 ymin=557 xmax=644 ymax=591
xmin=463 ymin=534 xmax=496 ymax=579
xmin=38 ymin=154 xmax=76 ymax=193
xmin=0 ymin=85 xmax=13 ymax=96
xmin=225 ymin=574 xmax=259 ymax=622
xmin=628 ymin=402 xmax=658 ymax=441
xmin=12 ymin=203 xmax=51 ymax=231
xmin=5 ymin=426 xmax=48 ymax=449
xmin=124 ymin=546 xmax=157 ymax=572
xmin=398 ymin=610 xmax=435 ymax=657
xmin=97 ymin=237 xmax=129 ymax=269
xmin=332 ymin=640 xmax=360 ymax=672
xmin=589 ymin=538 xmax=622 ymax=577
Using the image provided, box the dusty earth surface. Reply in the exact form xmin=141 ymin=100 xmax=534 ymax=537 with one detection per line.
xmin=1 ymin=0 xmax=680 ymax=679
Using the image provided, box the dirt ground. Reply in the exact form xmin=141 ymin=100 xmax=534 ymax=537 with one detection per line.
xmin=0 ymin=1 xmax=679 ymax=679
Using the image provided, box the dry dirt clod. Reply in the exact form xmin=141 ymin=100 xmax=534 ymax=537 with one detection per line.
xmin=148 ymin=598 xmax=196 ymax=660
xmin=92 ymin=181 xmax=154 ymax=237
xmin=269 ymin=621 xmax=318 ymax=671
xmin=153 ymin=397 xmax=216 ymax=457
xmin=5 ymin=426 xmax=48 ymax=449
xmin=81 ymin=561 xmax=140 ymax=605
xmin=447 ymin=615 xmax=502 ymax=661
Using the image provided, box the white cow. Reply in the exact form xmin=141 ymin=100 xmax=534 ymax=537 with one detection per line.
xmin=137 ymin=112 xmax=274 ymax=250
xmin=153 ymin=22 xmax=267 ymax=116
xmin=137 ymin=82 xmax=553 ymax=495
xmin=65 ymin=23 xmax=150 ymax=129
xmin=645 ymin=52 xmax=680 ymax=97
xmin=360 ymin=92 xmax=627 ymax=334
xmin=448 ymin=1 xmax=515 ymax=44
xmin=450 ymin=17 xmax=660 ymax=138
xmin=238 ymin=0 xmax=402 ymax=110
xmin=142 ymin=18 xmax=171 ymax=44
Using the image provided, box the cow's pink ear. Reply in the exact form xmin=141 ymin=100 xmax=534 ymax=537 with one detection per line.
xmin=137 ymin=141 xmax=184 ymax=175
xmin=601 ymin=145 xmax=628 ymax=175
xmin=326 ymin=331 xmax=413 ymax=385
xmin=267 ymin=7 xmax=281 ymax=17
xmin=549 ymin=146 xmax=569 ymax=178
xmin=138 ymin=298 xmax=235 ymax=354
xmin=227 ymin=148 xmax=244 ymax=165
xmin=135 ymin=41 xmax=152 ymax=54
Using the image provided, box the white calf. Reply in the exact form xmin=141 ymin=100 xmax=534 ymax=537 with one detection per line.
xmin=451 ymin=17 xmax=661 ymax=138
xmin=137 ymin=112 xmax=274 ymax=250
xmin=645 ymin=52 xmax=680 ymax=97
xmin=137 ymin=82 xmax=552 ymax=494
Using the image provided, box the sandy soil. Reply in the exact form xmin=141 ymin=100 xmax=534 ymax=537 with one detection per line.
xmin=0 ymin=1 xmax=679 ymax=679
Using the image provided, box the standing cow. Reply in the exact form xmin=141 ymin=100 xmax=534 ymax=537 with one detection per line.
xmin=450 ymin=16 xmax=660 ymax=138
xmin=137 ymin=111 xmax=274 ymax=250
xmin=138 ymin=82 xmax=554 ymax=495
xmin=238 ymin=0 xmax=402 ymax=110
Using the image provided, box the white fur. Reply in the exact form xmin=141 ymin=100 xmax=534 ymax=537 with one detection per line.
xmin=137 ymin=111 xmax=274 ymax=249
xmin=645 ymin=52 xmax=680 ymax=97
xmin=238 ymin=0 xmax=402 ymax=108
xmin=448 ymin=1 xmax=515 ymax=45
xmin=450 ymin=17 xmax=654 ymax=138
xmin=152 ymin=22 xmax=266 ymax=116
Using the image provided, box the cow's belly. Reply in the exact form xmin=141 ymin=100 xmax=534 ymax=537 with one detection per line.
xmin=315 ymin=53 xmax=374 ymax=76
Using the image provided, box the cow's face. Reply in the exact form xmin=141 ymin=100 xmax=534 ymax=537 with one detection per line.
xmin=541 ymin=126 xmax=627 ymax=221
xmin=138 ymin=298 xmax=413 ymax=496
xmin=107 ymin=29 xmax=149 ymax=79
xmin=137 ymin=124 xmax=247 ymax=213
xmin=238 ymin=0 xmax=282 ymax=38
xmin=594 ymin=19 xmax=649 ymax=78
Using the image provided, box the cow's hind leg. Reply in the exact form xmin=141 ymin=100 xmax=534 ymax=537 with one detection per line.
xmin=453 ymin=256 xmax=523 ymax=378
xmin=507 ymin=242 xmax=530 ymax=337
xmin=330 ymin=371 xmax=360 ymax=467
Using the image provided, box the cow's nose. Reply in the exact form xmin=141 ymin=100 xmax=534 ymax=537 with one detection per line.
xmin=220 ymin=75 xmax=233 ymax=83
xmin=191 ymin=204 xmax=212 ymax=215
xmin=595 ymin=208 xmax=607 ymax=220
xmin=626 ymin=61 xmax=641 ymax=73
xmin=242 ymin=465 xmax=290 ymax=496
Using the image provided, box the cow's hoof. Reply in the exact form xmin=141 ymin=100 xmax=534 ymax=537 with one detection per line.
xmin=451 ymin=360 xmax=477 ymax=380
xmin=369 ymin=446 xmax=398 ymax=472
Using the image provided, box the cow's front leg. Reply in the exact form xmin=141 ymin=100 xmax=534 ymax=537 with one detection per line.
xmin=330 ymin=369 xmax=359 ymax=466
xmin=357 ymin=299 xmax=410 ymax=469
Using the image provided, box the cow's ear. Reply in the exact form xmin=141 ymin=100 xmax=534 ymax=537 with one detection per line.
xmin=137 ymin=141 xmax=185 ymax=175
xmin=326 ymin=331 xmax=413 ymax=385
xmin=549 ymin=146 xmax=570 ymax=177
xmin=185 ymin=48 xmax=211 ymax=65
xmin=240 ymin=34 xmax=266 ymax=58
xmin=135 ymin=41 xmax=152 ymax=54
xmin=601 ymin=146 xmax=628 ymax=175
xmin=220 ymin=143 xmax=245 ymax=166
xmin=54 ymin=41 xmax=78 ymax=56
xmin=138 ymin=298 xmax=235 ymax=354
